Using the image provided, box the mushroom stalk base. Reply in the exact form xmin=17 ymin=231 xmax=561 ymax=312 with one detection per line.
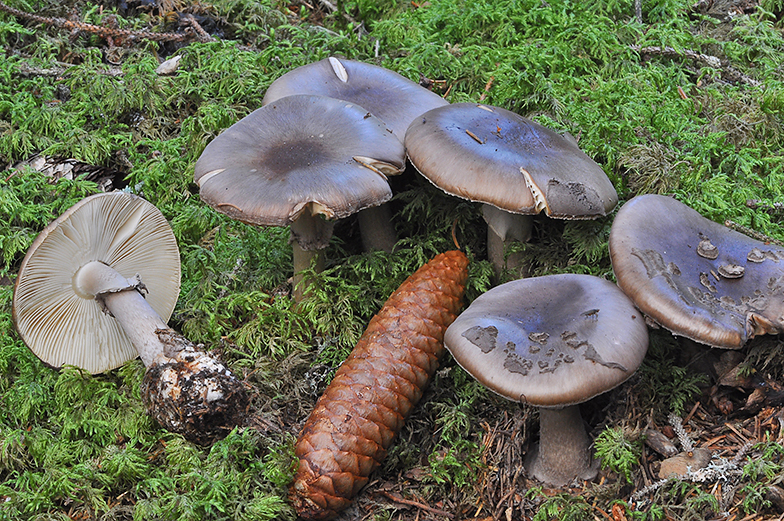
xmin=525 ymin=405 xmax=598 ymax=486
xmin=290 ymin=213 xmax=333 ymax=302
xmin=140 ymin=329 xmax=249 ymax=446
xmin=291 ymin=242 xmax=325 ymax=302
xmin=74 ymin=261 xmax=248 ymax=445
xmin=357 ymin=204 xmax=397 ymax=253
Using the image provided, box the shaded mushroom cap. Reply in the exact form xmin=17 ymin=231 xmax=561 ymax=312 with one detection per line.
xmin=12 ymin=192 xmax=180 ymax=374
xmin=609 ymin=194 xmax=784 ymax=349
xmin=444 ymin=274 xmax=648 ymax=407
xmin=262 ymin=57 xmax=449 ymax=141
xmin=405 ymin=103 xmax=618 ymax=219
xmin=194 ymin=94 xmax=405 ymax=241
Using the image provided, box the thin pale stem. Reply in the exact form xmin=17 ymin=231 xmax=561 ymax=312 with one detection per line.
xmin=289 ymin=212 xmax=333 ymax=302
xmin=73 ymin=260 xmax=170 ymax=367
xmin=291 ymin=242 xmax=325 ymax=302
xmin=482 ymin=204 xmax=533 ymax=279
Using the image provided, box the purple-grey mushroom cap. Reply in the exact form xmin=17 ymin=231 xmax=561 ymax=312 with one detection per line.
xmin=609 ymin=194 xmax=784 ymax=349
xmin=262 ymin=57 xmax=449 ymax=141
xmin=444 ymin=274 xmax=648 ymax=407
xmin=405 ymin=103 xmax=618 ymax=219
xmin=194 ymin=94 xmax=406 ymax=227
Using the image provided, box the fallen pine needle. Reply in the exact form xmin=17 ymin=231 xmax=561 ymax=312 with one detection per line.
xmin=378 ymin=490 xmax=455 ymax=519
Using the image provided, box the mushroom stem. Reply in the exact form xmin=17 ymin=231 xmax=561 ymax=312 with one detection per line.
xmin=291 ymin=242 xmax=326 ymax=302
xmin=290 ymin=212 xmax=334 ymax=301
xmin=482 ymin=204 xmax=533 ymax=279
xmin=73 ymin=260 xmax=170 ymax=367
xmin=526 ymin=405 xmax=597 ymax=486
xmin=102 ymin=291 xmax=172 ymax=368
xmin=357 ymin=204 xmax=397 ymax=253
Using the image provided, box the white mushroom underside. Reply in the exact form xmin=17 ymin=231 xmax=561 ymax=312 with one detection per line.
xmin=17 ymin=290 xmax=132 ymax=372
xmin=13 ymin=193 xmax=180 ymax=374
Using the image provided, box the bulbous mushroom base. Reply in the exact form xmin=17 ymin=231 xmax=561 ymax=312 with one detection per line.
xmin=524 ymin=405 xmax=599 ymax=487
xmin=141 ymin=329 xmax=249 ymax=445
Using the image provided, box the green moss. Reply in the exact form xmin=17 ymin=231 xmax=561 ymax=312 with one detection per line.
xmin=636 ymin=331 xmax=708 ymax=418
xmin=528 ymin=488 xmax=593 ymax=521
xmin=1 ymin=0 xmax=784 ymax=518
xmin=594 ymin=427 xmax=643 ymax=483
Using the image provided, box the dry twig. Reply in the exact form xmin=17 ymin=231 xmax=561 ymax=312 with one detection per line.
xmin=724 ymin=220 xmax=784 ymax=246
xmin=630 ymin=44 xmax=760 ymax=86
xmin=377 ymin=490 xmax=456 ymax=518
xmin=746 ymin=199 xmax=784 ymax=215
xmin=0 ymin=1 xmax=213 ymax=43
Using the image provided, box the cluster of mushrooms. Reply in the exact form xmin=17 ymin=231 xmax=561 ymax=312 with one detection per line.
xmin=12 ymin=56 xmax=784 ymax=488
xmin=192 ymin=57 xmax=619 ymax=290
xmin=448 ymin=193 xmax=784 ymax=485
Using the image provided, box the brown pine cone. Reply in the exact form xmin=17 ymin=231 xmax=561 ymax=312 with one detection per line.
xmin=290 ymin=250 xmax=469 ymax=519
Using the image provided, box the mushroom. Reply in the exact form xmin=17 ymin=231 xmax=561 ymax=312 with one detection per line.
xmin=609 ymin=194 xmax=784 ymax=349
xmin=262 ymin=57 xmax=449 ymax=143
xmin=193 ymin=94 xmax=406 ymax=300
xmin=444 ymin=274 xmax=648 ymax=486
xmin=12 ymin=192 xmax=248 ymax=445
xmin=262 ymin=57 xmax=449 ymax=251
xmin=405 ymin=103 xmax=618 ymax=277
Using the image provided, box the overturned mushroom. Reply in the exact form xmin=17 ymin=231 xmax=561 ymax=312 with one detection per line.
xmin=194 ymin=94 xmax=405 ymax=299
xmin=609 ymin=194 xmax=784 ymax=349
xmin=405 ymin=103 xmax=617 ymax=277
xmin=444 ymin=274 xmax=648 ymax=486
xmin=12 ymin=192 xmax=248 ymax=445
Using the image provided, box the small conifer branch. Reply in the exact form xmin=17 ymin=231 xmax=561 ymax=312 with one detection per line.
xmin=746 ymin=199 xmax=784 ymax=215
xmin=730 ymin=441 xmax=754 ymax=466
xmin=668 ymin=413 xmax=695 ymax=453
xmin=630 ymin=478 xmax=668 ymax=501
xmin=15 ymin=60 xmax=124 ymax=77
xmin=719 ymin=482 xmax=736 ymax=514
xmin=378 ymin=491 xmax=456 ymax=519
xmin=724 ymin=220 xmax=784 ymax=246
xmin=0 ymin=1 xmax=211 ymax=44
xmin=318 ymin=0 xmax=338 ymax=12
xmin=180 ymin=13 xmax=214 ymax=43
xmin=630 ymin=44 xmax=760 ymax=86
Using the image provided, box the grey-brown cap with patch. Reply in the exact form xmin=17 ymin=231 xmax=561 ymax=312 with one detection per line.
xmin=445 ymin=273 xmax=648 ymax=486
xmin=262 ymin=57 xmax=449 ymax=141
xmin=405 ymin=103 xmax=618 ymax=219
xmin=609 ymin=194 xmax=784 ymax=349
xmin=195 ymin=94 xmax=405 ymax=236
xmin=444 ymin=274 xmax=648 ymax=407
